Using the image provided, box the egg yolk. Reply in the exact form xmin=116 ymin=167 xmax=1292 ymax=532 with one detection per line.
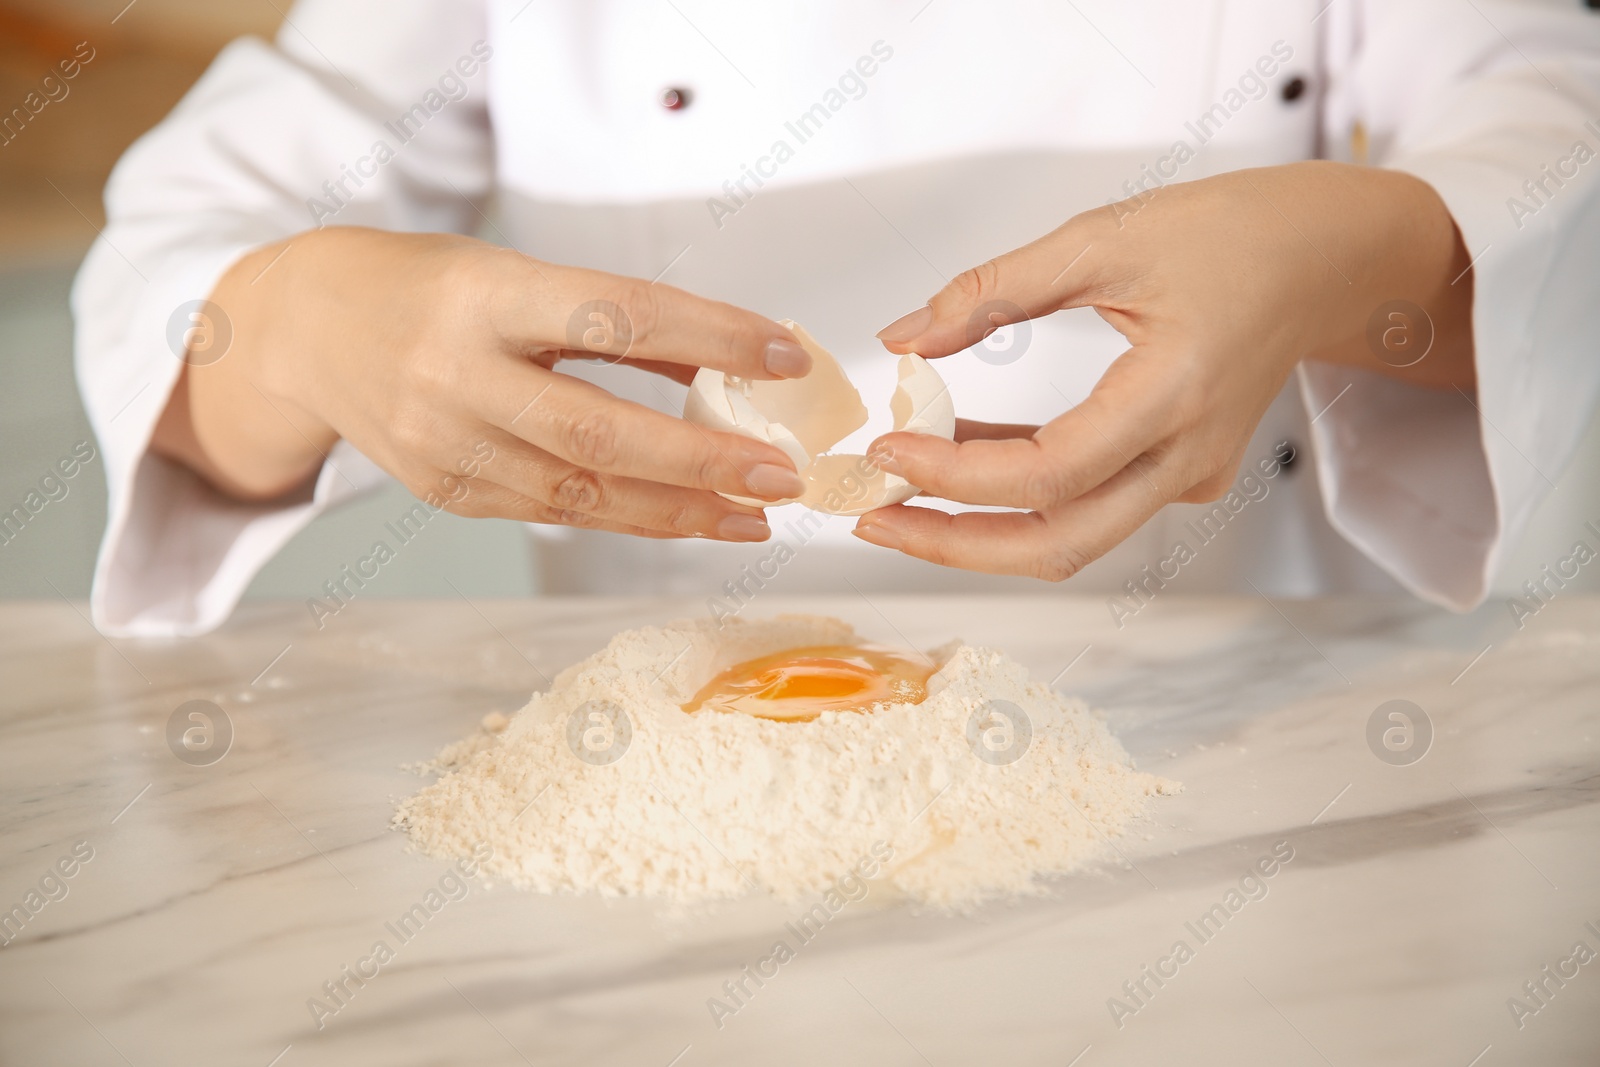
xmin=682 ymin=644 xmax=936 ymax=722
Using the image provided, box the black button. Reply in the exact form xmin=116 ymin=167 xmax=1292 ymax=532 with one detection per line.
xmin=1279 ymin=440 xmax=1300 ymax=475
xmin=1281 ymin=76 xmax=1307 ymax=103
xmin=660 ymin=87 xmax=692 ymax=111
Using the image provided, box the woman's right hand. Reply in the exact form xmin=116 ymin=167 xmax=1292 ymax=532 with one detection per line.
xmin=154 ymin=227 xmax=812 ymax=543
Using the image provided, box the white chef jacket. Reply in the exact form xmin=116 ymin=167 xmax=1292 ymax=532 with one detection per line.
xmin=73 ymin=0 xmax=1600 ymax=637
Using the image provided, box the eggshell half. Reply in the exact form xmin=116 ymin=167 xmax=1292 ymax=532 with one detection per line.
xmin=683 ymin=319 xmax=955 ymax=515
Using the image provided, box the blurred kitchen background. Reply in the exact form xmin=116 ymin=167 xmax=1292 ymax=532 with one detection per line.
xmin=1 ymin=0 xmax=1595 ymax=605
xmin=0 ymin=0 xmax=535 ymax=601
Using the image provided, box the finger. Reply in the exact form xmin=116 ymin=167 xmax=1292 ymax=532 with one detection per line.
xmin=439 ymin=478 xmax=686 ymax=540
xmin=486 ymin=366 xmax=806 ymax=501
xmin=875 ymin=216 xmax=1104 ymax=358
xmin=870 ymin=352 xmax=1175 ymax=509
xmin=492 ymin=264 xmax=813 ymax=380
xmin=852 ymin=460 xmax=1169 ymax=581
xmin=953 ymin=418 xmax=1039 ymax=442
xmin=473 ymin=431 xmax=774 ymax=541
xmin=609 ymin=356 xmax=699 ymax=386
xmin=552 ymin=349 xmax=701 ymax=386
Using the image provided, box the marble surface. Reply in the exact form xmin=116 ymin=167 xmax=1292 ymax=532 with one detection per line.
xmin=2 ymin=595 xmax=1597 ymax=1066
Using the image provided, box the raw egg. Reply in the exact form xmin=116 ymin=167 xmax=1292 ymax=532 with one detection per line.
xmin=682 ymin=644 xmax=937 ymax=722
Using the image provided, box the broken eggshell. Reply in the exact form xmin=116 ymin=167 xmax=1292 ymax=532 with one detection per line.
xmin=683 ymin=320 xmax=955 ymax=516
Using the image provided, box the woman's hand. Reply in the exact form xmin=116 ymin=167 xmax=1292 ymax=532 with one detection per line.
xmin=855 ymin=161 xmax=1476 ymax=579
xmin=155 ymin=227 xmax=813 ymax=542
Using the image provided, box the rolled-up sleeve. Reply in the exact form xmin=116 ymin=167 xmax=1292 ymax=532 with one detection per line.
xmin=73 ymin=1 xmax=492 ymax=636
xmin=1302 ymin=0 xmax=1600 ymax=609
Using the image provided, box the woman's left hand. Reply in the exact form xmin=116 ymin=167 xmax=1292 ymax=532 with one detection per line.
xmin=854 ymin=161 xmax=1476 ymax=580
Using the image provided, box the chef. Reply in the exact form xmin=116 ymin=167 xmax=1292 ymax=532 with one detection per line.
xmin=73 ymin=0 xmax=1600 ymax=637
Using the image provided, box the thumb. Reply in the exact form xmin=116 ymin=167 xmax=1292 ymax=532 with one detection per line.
xmin=875 ymin=226 xmax=1098 ymax=358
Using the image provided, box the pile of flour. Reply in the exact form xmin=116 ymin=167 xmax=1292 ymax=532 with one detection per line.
xmin=394 ymin=615 xmax=1177 ymax=908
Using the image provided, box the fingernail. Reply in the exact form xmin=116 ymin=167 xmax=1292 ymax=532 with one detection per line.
xmin=764 ymin=338 xmax=812 ymax=378
xmin=743 ymin=463 xmax=805 ymax=500
xmin=853 ymin=521 xmax=902 ymax=550
xmin=876 ymin=305 xmax=933 ymax=344
xmin=717 ymin=513 xmax=772 ymax=542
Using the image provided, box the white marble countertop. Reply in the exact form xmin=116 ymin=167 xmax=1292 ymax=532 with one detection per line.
xmin=1 ymin=596 xmax=1597 ymax=1066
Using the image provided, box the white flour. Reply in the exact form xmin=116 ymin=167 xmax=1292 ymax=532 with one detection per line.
xmin=394 ymin=615 xmax=1177 ymax=907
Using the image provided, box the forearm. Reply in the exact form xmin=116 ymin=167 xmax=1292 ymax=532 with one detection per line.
xmin=1266 ymin=161 xmax=1476 ymax=391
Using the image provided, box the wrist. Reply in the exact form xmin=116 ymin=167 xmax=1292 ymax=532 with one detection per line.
xmin=248 ymin=228 xmax=363 ymax=426
xmin=1268 ymin=162 xmax=1475 ymax=388
xmin=183 ymin=233 xmax=340 ymax=498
